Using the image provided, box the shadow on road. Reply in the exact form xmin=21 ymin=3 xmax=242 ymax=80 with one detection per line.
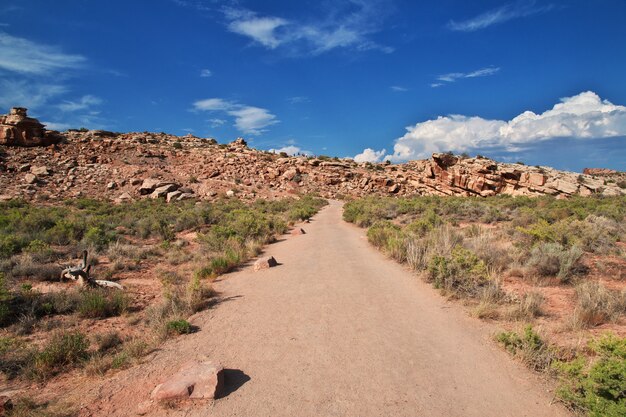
xmin=218 ymin=369 xmax=251 ymax=398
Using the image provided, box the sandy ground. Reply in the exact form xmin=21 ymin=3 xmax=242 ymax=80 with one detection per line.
xmin=79 ymin=200 xmax=570 ymax=417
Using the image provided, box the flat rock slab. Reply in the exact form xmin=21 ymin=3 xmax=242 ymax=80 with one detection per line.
xmin=254 ymin=256 xmax=278 ymax=271
xmin=151 ymin=361 xmax=224 ymax=401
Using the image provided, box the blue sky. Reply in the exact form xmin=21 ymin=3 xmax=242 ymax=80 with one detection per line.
xmin=1 ymin=0 xmax=625 ymax=171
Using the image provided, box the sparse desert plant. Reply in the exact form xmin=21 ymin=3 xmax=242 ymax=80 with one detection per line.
xmin=427 ymin=245 xmax=489 ymax=297
xmin=95 ymin=331 xmax=123 ymax=353
xmin=570 ymin=281 xmax=626 ymax=329
xmin=77 ymin=288 xmax=128 ymax=319
xmin=30 ymin=331 xmax=89 ymax=380
xmin=507 ymin=291 xmax=544 ymax=321
xmin=525 ymin=242 xmax=584 ymax=282
xmin=496 ymin=325 xmax=555 ymax=372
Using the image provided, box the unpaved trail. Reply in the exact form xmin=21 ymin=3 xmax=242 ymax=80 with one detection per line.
xmin=82 ymin=200 xmax=569 ymax=417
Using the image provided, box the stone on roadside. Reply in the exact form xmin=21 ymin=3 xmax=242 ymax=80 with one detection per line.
xmin=254 ymin=256 xmax=278 ymax=271
xmin=291 ymin=228 xmax=306 ymax=236
xmin=150 ymin=361 xmax=224 ymax=402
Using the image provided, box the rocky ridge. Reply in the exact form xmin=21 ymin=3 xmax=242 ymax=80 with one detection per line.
xmin=0 ymin=129 xmax=623 ymax=203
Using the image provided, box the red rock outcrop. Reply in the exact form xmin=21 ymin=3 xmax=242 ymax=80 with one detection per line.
xmin=0 ymin=107 xmax=63 ymax=147
xmin=0 ymin=129 xmax=623 ymax=202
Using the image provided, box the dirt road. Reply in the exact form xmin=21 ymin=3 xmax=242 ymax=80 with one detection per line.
xmin=84 ymin=200 xmax=569 ymax=416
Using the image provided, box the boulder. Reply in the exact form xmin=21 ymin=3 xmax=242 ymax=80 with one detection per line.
xmin=254 ymin=256 xmax=278 ymax=271
xmin=30 ymin=166 xmax=50 ymax=176
xmin=166 ymin=190 xmax=182 ymax=203
xmin=115 ymin=192 xmax=134 ymax=203
xmin=151 ymin=361 xmax=224 ymax=402
xmin=151 ymin=184 xmax=178 ymax=199
xmin=24 ymin=173 xmax=37 ymax=184
xmin=139 ymin=178 xmax=170 ymax=195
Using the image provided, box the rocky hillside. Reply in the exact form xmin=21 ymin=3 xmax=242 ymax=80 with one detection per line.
xmin=0 ymin=109 xmax=623 ymax=202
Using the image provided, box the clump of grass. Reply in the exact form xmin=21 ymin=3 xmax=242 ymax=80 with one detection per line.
xmin=553 ymin=333 xmax=626 ymax=417
xmin=496 ymin=325 xmax=555 ymax=372
xmin=77 ymin=288 xmax=129 ymax=319
xmin=569 ymin=281 xmax=626 ymax=329
xmin=5 ymin=397 xmax=76 ymax=417
xmin=507 ymin=291 xmax=544 ymax=321
xmin=95 ymin=331 xmax=123 ymax=352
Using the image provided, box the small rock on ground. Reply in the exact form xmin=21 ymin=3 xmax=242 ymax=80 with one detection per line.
xmin=254 ymin=256 xmax=278 ymax=271
xmin=150 ymin=360 xmax=224 ymax=402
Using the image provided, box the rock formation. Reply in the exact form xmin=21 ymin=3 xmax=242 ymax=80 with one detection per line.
xmin=0 ymin=107 xmax=63 ymax=147
xmin=0 ymin=128 xmax=623 ymax=203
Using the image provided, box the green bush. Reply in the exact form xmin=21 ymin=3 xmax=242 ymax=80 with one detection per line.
xmin=553 ymin=334 xmax=626 ymax=417
xmin=166 ymin=319 xmax=192 ymax=335
xmin=427 ymin=246 xmax=488 ymax=296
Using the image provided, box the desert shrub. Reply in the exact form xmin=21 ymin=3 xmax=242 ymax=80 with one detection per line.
xmin=30 ymin=331 xmax=89 ymax=380
xmin=427 ymin=246 xmax=489 ymax=297
xmin=166 ymin=319 xmax=192 ymax=335
xmin=570 ymin=282 xmax=626 ymax=329
xmin=525 ymin=243 xmax=583 ymax=282
xmin=4 ymin=397 xmax=75 ymax=417
xmin=553 ymin=334 xmax=626 ymax=417
xmin=496 ymin=325 xmax=555 ymax=372
xmin=367 ymin=221 xmax=408 ymax=262
xmin=95 ymin=332 xmax=123 ymax=353
xmin=172 ymin=141 xmax=183 ymax=149
xmin=507 ymin=292 xmax=544 ymax=320
xmin=0 ymin=272 xmax=10 ymax=325
xmin=77 ymin=289 xmax=128 ymax=319
xmin=10 ymin=254 xmax=59 ymax=281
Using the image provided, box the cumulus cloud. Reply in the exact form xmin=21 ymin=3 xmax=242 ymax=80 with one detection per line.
xmin=193 ymin=98 xmax=278 ymax=135
xmin=223 ymin=1 xmax=393 ymax=55
xmin=354 ymin=148 xmax=386 ymax=163
xmin=447 ymin=1 xmax=554 ymax=32
xmin=200 ymin=69 xmax=212 ymax=77
xmin=0 ymin=31 xmax=86 ymax=75
xmin=384 ymin=91 xmax=626 ymax=162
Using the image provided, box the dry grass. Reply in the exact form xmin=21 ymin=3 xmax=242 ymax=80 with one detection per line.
xmin=569 ymin=281 xmax=626 ymax=329
xmin=506 ymin=291 xmax=544 ymax=321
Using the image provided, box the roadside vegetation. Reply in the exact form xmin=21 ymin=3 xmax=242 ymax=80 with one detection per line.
xmin=344 ymin=194 xmax=626 ymax=416
xmin=0 ymin=195 xmax=326 ymax=388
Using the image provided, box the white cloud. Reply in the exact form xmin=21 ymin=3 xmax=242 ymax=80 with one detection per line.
xmin=193 ymin=98 xmax=278 ymax=135
xmin=270 ymin=145 xmax=312 ymax=156
xmin=385 ymin=91 xmax=626 ymax=162
xmin=447 ymin=1 xmax=554 ymax=32
xmin=228 ymin=16 xmax=288 ymax=49
xmin=391 ymin=86 xmax=408 ymax=92
xmin=354 ymin=148 xmax=386 ymax=163
xmin=0 ymin=79 xmax=67 ymax=109
xmin=223 ymin=1 xmax=392 ymax=55
xmin=287 ymin=96 xmax=309 ymax=104
xmin=0 ymin=31 xmax=86 ymax=75
xmin=228 ymin=106 xmax=278 ymax=135
xmin=58 ymin=95 xmax=102 ymax=112
xmin=42 ymin=121 xmax=71 ymax=131
xmin=435 ymin=67 xmax=500 ymax=85
xmin=200 ymin=69 xmax=212 ymax=77
xmin=193 ymin=98 xmax=233 ymax=111
xmin=209 ymin=118 xmax=226 ymax=128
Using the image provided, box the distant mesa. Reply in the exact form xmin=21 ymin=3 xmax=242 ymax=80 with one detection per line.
xmin=0 ymin=107 xmax=63 ymax=147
